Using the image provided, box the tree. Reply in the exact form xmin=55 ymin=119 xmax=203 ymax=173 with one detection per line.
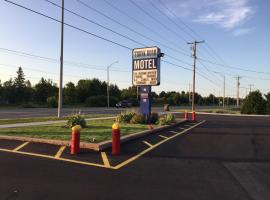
xmin=265 ymin=92 xmax=270 ymax=114
xmin=34 ymin=78 xmax=58 ymax=103
xmin=14 ymin=67 xmax=27 ymax=103
xmin=2 ymin=79 xmax=15 ymax=104
xmin=241 ymin=90 xmax=266 ymax=114
xmin=121 ymin=86 xmax=137 ymax=99
xmin=63 ymin=82 xmax=77 ymax=105
xmin=76 ymin=79 xmax=106 ymax=103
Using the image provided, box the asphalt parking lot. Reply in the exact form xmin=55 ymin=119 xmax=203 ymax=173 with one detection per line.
xmin=0 ymin=114 xmax=270 ymax=200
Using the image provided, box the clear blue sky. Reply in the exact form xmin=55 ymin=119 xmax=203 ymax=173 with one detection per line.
xmin=0 ymin=0 xmax=269 ymax=98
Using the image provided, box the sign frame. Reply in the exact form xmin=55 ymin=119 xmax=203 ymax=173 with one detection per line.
xmin=132 ymin=46 xmax=161 ymax=86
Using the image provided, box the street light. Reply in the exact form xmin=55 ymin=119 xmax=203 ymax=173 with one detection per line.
xmin=214 ymin=72 xmax=225 ymax=108
xmin=107 ymin=60 xmax=119 ymax=108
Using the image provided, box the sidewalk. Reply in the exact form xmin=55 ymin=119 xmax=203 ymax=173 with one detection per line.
xmin=0 ymin=116 xmax=116 ymax=129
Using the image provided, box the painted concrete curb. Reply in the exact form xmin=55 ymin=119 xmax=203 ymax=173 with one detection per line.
xmin=97 ymin=119 xmax=187 ymax=151
xmin=0 ymin=119 xmax=187 ymax=151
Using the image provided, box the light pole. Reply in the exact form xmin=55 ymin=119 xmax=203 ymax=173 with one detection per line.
xmin=214 ymin=72 xmax=225 ymax=108
xmin=58 ymin=0 xmax=64 ymax=118
xmin=107 ymin=60 xmax=119 ymax=108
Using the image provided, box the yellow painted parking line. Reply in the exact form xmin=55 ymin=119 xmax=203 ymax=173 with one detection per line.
xmin=169 ymin=130 xmax=179 ymax=134
xmin=101 ymin=152 xmax=111 ymax=168
xmin=158 ymin=135 xmax=168 ymax=139
xmin=113 ymin=120 xmax=206 ymax=170
xmin=143 ymin=141 xmax=153 ymax=147
xmin=0 ymin=147 xmax=109 ymax=169
xmin=13 ymin=141 xmax=30 ymax=152
xmin=54 ymin=146 xmax=66 ymax=159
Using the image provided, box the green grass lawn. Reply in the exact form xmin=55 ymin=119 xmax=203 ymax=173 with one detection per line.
xmin=0 ymin=119 xmax=154 ymax=143
xmin=0 ymin=114 xmax=114 ymax=125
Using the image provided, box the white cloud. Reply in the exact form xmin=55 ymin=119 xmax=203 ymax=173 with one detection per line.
xmin=232 ymin=27 xmax=255 ymax=36
xmin=194 ymin=0 xmax=254 ymax=29
xmin=161 ymin=0 xmax=255 ymax=30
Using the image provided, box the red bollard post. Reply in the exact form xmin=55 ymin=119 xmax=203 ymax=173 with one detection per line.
xmin=112 ymin=122 xmax=120 ymax=155
xmin=71 ymin=125 xmax=81 ymax=155
xmin=184 ymin=110 xmax=189 ymax=120
xmin=192 ymin=111 xmax=196 ymax=121
xmin=147 ymin=124 xmax=154 ymax=130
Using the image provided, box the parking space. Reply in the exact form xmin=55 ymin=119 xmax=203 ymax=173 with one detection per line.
xmin=0 ymin=120 xmax=205 ymax=170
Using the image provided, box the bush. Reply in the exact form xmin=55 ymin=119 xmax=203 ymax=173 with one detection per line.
xmin=47 ymin=96 xmax=57 ymax=108
xmin=116 ymin=110 xmax=136 ymax=123
xmin=85 ymin=96 xmax=107 ymax=107
xmin=158 ymin=113 xmax=175 ymax=125
xmin=150 ymin=112 xmax=159 ymax=124
xmin=158 ymin=117 xmax=166 ymax=126
xmin=241 ymin=91 xmax=266 ymax=114
xmin=165 ymin=113 xmax=175 ymax=123
xmin=130 ymin=113 xmax=145 ymax=124
xmin=67 ymin=114 xmax=86 ymax=128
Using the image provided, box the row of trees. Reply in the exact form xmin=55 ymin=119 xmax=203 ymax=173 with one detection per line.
xmin=0 ymin=67 xmax=245 ymax=107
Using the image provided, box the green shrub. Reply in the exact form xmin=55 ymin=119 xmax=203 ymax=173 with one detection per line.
xmin=85 ymin=96 xmax=107 ymax=107
xmin=241 ymin=91 xmax=266 ymax=114
xmin=158 ymin=114 xmax=175 ymax=125
xmin=130 ymin=113 xmax=145 ymax=124
xmin=116 ymin=111 xmax=136 ymax=123
xmin=47 ymin=96 xmax=57 ymax=108
xmin=158 ymin=117 xmax=166 ymax=126
xmin=150 ymin=112 xmax=159 ymax=124
xmin=67 ymin=114 xmax=86 ymax=128
xmin=165 ymin=113 xmax=175 ymax=123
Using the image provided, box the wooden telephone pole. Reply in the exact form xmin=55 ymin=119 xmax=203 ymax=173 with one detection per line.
xmin=187 ymin=40 xmax=204 ymax=112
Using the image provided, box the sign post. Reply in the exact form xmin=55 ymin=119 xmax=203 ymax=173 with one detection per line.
xmin=132 ymin=47 xmax=163 ymax=121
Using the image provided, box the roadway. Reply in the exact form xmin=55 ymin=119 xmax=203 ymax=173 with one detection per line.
xmin=0 ymin=106 xmax=222 ymax=119
xmin=0 ymin=114 xmax=270 ymax=199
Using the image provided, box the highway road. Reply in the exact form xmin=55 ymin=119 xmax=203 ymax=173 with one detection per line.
xmin=0 ymin=114 xmax=270 ymax=199
xmin=0 ymin=106 xmax=223 ymax=119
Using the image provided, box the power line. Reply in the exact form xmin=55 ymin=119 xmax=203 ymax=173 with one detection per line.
xmin=3 ymin=0 xmax=132 ymax=50
xmin=198 ymin=57 xmax=270 ymax=75
xmin=76 ymin=0 xmax=190 ymax=57
xmin=45 ymin=0 xmax=147 ymax=47
xmin=155 ymin=0 xmax=251 ymax=77
xmin=146 ymin=0 xmax=189 ymax=43
xmin=102 ymin=0 xmax=178 ymax=49
xmin=0 ymin=47 xmax=130 ymax=71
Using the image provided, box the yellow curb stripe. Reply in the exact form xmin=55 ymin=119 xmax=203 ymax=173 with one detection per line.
xmin=54 ymin=146 xmax=66 ymax=159
xmin=101 ymin=152 xmax=111 ymax=167
xmin=13 ymin=141 xmax=30 ymax=151
xmin=0 ymin=148 xmax=109 ymax=169
xmin=143 ymin=141 xmax=153 ymax=147
xmin=158 ymin=135 xmax=168 ymax=139
xmin=113 ymin=120 xmax=206 ymax=170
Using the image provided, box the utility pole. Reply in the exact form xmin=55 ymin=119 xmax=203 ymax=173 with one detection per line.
xmin=187 ymin=40 xmax=204 ymax=112
xmin=223 ymin=75 xmax=225 ymax=108
xmin=188 ymin=83 xmax=191 ymax=106
xmin=249 ymin=84 xmax=254 ymax=93
xmin=107 ymin=60 xmax=119 ymax=108
xmin=58 ymin=0 xmax=64 ymax=118
xmin=236 ymin=76 xmax=241 ymax=107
